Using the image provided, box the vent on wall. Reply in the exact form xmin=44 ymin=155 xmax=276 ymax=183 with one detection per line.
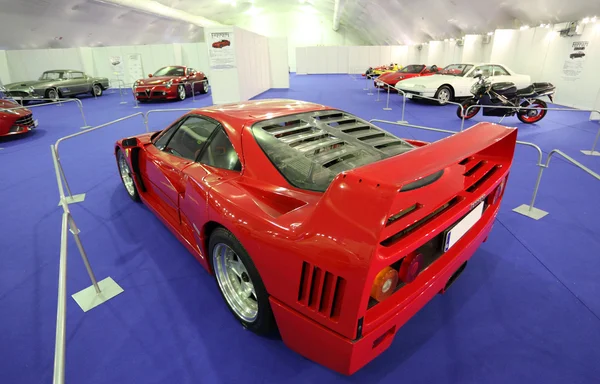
xmin=298 ymin=261 xmax=345 ymax=320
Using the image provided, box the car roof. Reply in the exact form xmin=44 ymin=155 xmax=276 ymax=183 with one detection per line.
xmin=43 ymin=69 xmax=82 ymax=72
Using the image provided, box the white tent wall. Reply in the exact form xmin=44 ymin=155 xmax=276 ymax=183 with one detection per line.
xmin=235 ymin=27 xmax=271 ymax=101
xmin=6 ymin=49 xmax=84 ymax=83
xmin=268 ymin=38 xmax=290 ymax=88
xmin=0 ymin=51 xmax=11 ymax=85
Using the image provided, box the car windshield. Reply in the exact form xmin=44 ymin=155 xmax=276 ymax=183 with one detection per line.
xmin=153 ymin=66 xmax=185 ymax=77
xmin=399 ymin=65 xmax=425 ymax=73
xmin=39 ymin=71 xmax=64 ymax=80
xmin=437 ymin=64 xmax=473 ymax=77
xmin=252 ymin=110 xmax=414 ymax=192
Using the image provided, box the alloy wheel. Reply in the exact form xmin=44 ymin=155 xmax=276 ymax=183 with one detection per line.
xmin=93 ymin=85 xmax=102 ymax=96
xmin=178 ymin=85 xmax=186 ymax=100
xmin=213 ymin=243 xmax=258 ymax=323
xmin=118 ymin=151 xmax=136 ymax=197
xmin=438 ymin=89 xmax=450 ymax=104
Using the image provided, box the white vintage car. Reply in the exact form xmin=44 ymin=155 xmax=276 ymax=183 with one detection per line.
xmin=394 ymin=63 xmax=531 ymax=104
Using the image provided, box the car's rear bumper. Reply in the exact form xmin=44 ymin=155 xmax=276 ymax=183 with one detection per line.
xmin=270 ymin=204 xmax=498 ymax=375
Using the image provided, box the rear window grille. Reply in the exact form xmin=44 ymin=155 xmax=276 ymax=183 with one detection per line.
xmin=315 ymin=112 xmax=345 ymax=121
xmin=386 ymin=204 xmax=421 ymax=226
xmin=322 ymin=153 xmax=356 ymax=168
xmin=375 ymin=141 xmax=404 ymax=150
xmin=341 ymin=126 xmax=371 ymax=134
xmin=380 ymin=197 xmax=461 ymax=246
xmin=467 ymin=165 xmax=500 ymax=193
xmin=298 ymin=262 xmax=345 ymax=319
xmin=262 ymin=119 xmax=306 ymax=131
xmin=358 ymin=132 xmax=386 ymax=142
xmin=327 ymin=119 xmax=359 ymax=127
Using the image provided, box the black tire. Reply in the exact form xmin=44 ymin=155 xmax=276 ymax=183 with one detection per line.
xmin=200 ymin=78 xmax=209 ymax=94
xmin=116 ymin=149 xmax=140 ymax=202
xmin=176 ymin=84 xmax=186 ymax=101
xmin=45 ymin=88 xmax=60 ymax=100
xmin=434 ymin=85 xmax=453 ymax=105
xmin=92 ymin=84 xmax=103 ymax=97
xmin=209 ymin=227 xmax=277 ymax=336
xmin=517 ymin=99 xmax=547 ymax=124
xmin=457 ymin=98 xmax=480 ymax=119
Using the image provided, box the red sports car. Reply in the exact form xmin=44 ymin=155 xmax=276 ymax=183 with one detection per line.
xmin=375 ymin=64 xmax=440 ymax=90
xmin=212 ymin=40 xmax=231 ymax=49
xmin=133 ymin=66 xmax=208 ymax=102
xmin=114 ymin=99 xmax=517 ymax=375
xmin=0 ymin=99 xmax=37 ymax=137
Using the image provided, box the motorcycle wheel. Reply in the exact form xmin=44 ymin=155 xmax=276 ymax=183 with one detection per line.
xmin=517 ymin=99 xmax=547 ymax=124
xmin=457 ymin=99 xmax=480 ymax=119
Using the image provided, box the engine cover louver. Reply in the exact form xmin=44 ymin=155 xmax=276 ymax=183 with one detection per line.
xmin=298 ymin=261 xmax=345 ymax=320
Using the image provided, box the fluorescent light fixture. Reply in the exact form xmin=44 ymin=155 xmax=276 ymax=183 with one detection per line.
xmin=487 ymin=31 xmax=494 ymax=36
xmin=444 ymin=38 xmax=448 ymax=42
xmin=245 ymin=6 xmax=261 ymax=15
xmin=520 ymin=25 xmax=530 ymax=30
xmin=583 ymin=17 xmax=590 ymax=24
xmin=592 ymin=16 xmax=597 ymax=23
xmin=449 ymin=38 xmax=455 ymax=41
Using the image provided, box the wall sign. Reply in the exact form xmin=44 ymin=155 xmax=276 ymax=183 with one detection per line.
xmin=208 ymin=32 xmax=235 ymax=69
xmin=562 ymin=41 xmax=589 ymax=81
xmin=127 ymin=53 xmax=144 ymax=84
xmin=110 ymin=55 xmax=125 ymax=76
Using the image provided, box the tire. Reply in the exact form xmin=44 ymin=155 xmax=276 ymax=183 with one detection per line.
xmin=435 ymin=85 xmax=453 ymax=105
xmin=116 ymin=149 xmax=140 ymax=202
xmin=517 ymin=99 xmax=547 ymax=124
xmin=177 ymin=84 xmax=186 ymax=101
xmin=209 ymin=227 xmax=277 ymax=336
xmin=92 ymin=84 xmax=103 ymax=97
xmin=457 ymin=98 xmax=480 ymax=119
xmin=46 ymin=88 xmax=59 ymax=101
xmin=200 ymin=78 xmax=209 ymax=94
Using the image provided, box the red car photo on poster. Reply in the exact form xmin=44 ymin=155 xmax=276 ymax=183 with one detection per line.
xmin=114 ymin=99 xmax=517 ymax=375
xmin=133 ymin=66 xmax=209 ymax=102
xmin=375 ymin=64 xmax=440 ymax=90
xmin=0 ymin=99 xmax=38 ymax=137
xmin=212 ymin=39 xmax=231 ymax=49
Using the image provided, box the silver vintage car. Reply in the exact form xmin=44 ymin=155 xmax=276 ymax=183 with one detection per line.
xmin=4 ymin=70 xmax=110 ymax=104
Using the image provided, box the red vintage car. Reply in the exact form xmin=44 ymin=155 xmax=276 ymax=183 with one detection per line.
xmin=0 ymin=99 xmax=37 ymax=137
xmin=133 ymin=66 xmax=208 ymax=102
xmin=114 ymin=99 xmax=517 ymax=375
xmin=375 ymin=64 xmax=440 ymax=90
xmin=212 ymin=40 xmax=231 ymax=49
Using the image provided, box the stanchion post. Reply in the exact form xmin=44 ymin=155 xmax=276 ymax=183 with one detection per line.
xmin=512 ymin=165 xmax=548 ymax=220
xmin=367 ymin=77 xmax=374 ymax=96
xmin=581 ymin=120 xmax=600 ymax=156
xmin=67 ymin=215 xmax=101 ymax=294
xmin=119 ymin=81 xmax=127 ymax=105
xmin=363 ymin=74 xmax=368 ymax=91
xmin=375 ymin=85 xmax=381 ymax=101
xmin=383 ymin=85 xmax=392 ymax=111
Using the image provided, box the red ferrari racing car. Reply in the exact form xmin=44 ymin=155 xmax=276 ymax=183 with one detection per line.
xmin=212 ymin=39 xmax=231 ymax=48
xmin=115 ymin=99 xmax=517 ymax=374
xmin=375 ymin=64 xmax=440 ymax=90
xmin=0 ymin=99 xmax=37 ymax=137
xmin=133 ymin=66 xmax=208 ymax=102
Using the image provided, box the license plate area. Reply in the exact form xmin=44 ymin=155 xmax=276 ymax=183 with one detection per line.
xmin=443 ymin=201 xmax=485 ymax=252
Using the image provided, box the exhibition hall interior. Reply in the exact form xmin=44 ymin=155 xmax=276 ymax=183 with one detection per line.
xmin=2 ymin=0 xmax=600 ymax=383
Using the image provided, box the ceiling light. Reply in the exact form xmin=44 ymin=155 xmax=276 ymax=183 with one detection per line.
xmin=583 ymin=17 xmax=590 ymax=24
xmin=245 ymin=6 xmax=261 ymax=15
xmin=520 ymin=25 xmax=530 ymax=30
xmin=449 ymin=38 xmax=455 ymax=41
xmin=487 ymin=31 xmax=494 ymax=36
xmin=444 ymin=38 xmax=448 ymax=42
xmin=539 ymin=23 xmax=545 ymax=27
xmin=592 ymin=16 xmax=597 ymax=23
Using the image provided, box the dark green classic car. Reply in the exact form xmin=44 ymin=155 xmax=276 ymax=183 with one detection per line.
xmin=4 ymin=69 xmax=110 ymax=104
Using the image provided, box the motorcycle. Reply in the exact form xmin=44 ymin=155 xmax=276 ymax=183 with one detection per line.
xmin=457 ymin=73 xmax=556 ymax=124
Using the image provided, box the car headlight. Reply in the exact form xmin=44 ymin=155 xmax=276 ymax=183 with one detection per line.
xmin=134 ymin=80 xmax=140 ymax=87
xmin=2 ymin=109 xmax=18 ymax=115
xmin=165 ymin=80 xmax=173 ymax=88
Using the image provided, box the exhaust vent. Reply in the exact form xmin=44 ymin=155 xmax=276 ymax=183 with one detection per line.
xmin=466 ymin=165 xmax=500 ymax=193
xmin=298 ymin=262 xmax=345 ymax=319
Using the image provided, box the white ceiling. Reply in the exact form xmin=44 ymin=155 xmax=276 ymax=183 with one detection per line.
xmin=0 ymin=0 xmax=598 ymax=49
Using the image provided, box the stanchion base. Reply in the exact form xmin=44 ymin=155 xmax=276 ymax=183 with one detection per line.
xmin=80 ymin=125 xmax=92 ymax=130
xmin=367 ymin=92 xmax=374 ymax=96
xmin=396 ymin=120 xmax=408 ymax=124
xmin=133 ymin=105 xmax=141 ymax=109
xmin=363 ymin=88 xmax=368 ymax=91
xmin=119 ymin=102 xmax=128 ymax=105
xmin=57 ymin=193 xmax=86 ymax=206
xmin=580 ymin=150 xmax=600 ymax=157
xmin=383 ymin=108 xmax=392 ymax=111
xmin=512 ymin=204 xmax=548 ymax=220
xmin=72 ymin=277 xmax=124 ymax=312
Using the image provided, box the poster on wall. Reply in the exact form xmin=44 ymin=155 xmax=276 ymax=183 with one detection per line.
xmin=562 ymin=41 xmax=589 ymax=81
xmin=208 ymin=32 xmax=235 ymax=69
xmin=127 ymin=53 xmax=144 ymax=84
xmin=109 ymin=55 xmax=125 ymax=77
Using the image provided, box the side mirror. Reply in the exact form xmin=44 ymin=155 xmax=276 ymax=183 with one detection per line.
xmin=121 ymin=137 xmax=139 ymax=148
xmin=148 ymin=74 xmax=153 ymax=78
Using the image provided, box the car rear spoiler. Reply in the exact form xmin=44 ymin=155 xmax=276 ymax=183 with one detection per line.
xmin=305 ymin=122 xmax=518 ymax=249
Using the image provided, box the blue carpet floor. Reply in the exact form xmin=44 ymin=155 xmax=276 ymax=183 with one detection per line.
xmin=1 ymin=75 xmax=599 ymax=384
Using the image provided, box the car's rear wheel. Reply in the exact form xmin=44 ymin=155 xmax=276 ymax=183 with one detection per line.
xmin=177 ymin=84 xmax=186 ymax=101
xmin=117 ymin=149 xmax=140 ymax=201
xmin=435 ymin=85 xmax=453 ymax=105
xmin=92 ymin=84 xmax=103 ymax=97
xmin=200 ymin=79 xmax=209 ymax=94
xmin=210 ymin=227 xmax=276 ymax=335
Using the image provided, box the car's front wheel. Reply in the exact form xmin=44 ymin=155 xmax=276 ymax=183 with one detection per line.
xmin=46 ymin=88 xmax=59 ymax=101
xmin=435 ymin=85 xmax=453 ymax=105
xmin=210 ymin=227 xmax=277 ymax=335
xmin=92 ymin=84 xmax=103 ymax=97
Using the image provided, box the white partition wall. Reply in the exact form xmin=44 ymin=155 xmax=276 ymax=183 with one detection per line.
xmin=0 ymin=51 xmax=10 ymax=84
xmin=6 ymin=48 xmax=84 ymax=82
xmin=268 ymin=37 xmax=290 ymax=88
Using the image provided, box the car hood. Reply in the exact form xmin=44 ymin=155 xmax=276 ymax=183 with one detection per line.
xmin=137 ymin=76 xmax=182 ymax=85
xmin=395 ymin=74 xmax=458 ymax=88
xmin=378 ymin=72 xmax=419 ymax=82
xmin=0 ymin=99 xmax=30 ymax=116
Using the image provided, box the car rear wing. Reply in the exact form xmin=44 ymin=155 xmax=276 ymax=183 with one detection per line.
xmin=306 ymin=122 xmax=517 ymax=250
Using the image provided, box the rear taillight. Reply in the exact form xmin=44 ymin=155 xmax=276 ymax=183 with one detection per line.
xmin=370 ymin=267 xmax=398 ymax=302
xmin=398 ymin=251 xmax=423 ymax=283
xmin=491 ymin=176 xmax=507 ymax=205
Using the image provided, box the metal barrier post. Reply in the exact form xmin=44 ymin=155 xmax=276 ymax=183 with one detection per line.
xmin=363 ymin=74 xmax=368 ymax=91
xmin=375 ymin=85 xmax=381 ymax=102
xmin=132 ymin=85 xmax=140 ymax=109
xmin=514 ymin=149 xmax=600 ymax=220
xmin=384 ymin=85 xmax=392 ymax=111
xmin=52 ymin=212 xmax=69 ymax=384
xmin=367 ymin=77 xmax=373 ymax=96
xmin=67 ymin=215 xmax=101 ymax=294
xmin=581 ymin=125 xmax=600 ymax=156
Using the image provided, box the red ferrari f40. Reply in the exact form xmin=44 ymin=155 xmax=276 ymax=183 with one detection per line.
xmin=115 ymin=99 xmax=517 ymax=374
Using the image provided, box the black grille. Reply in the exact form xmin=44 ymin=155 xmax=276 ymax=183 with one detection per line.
xmin=15 ymin=114 xmax=34 ymax=127
xmin=6 ymin=91 xmax=30 ymax=98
